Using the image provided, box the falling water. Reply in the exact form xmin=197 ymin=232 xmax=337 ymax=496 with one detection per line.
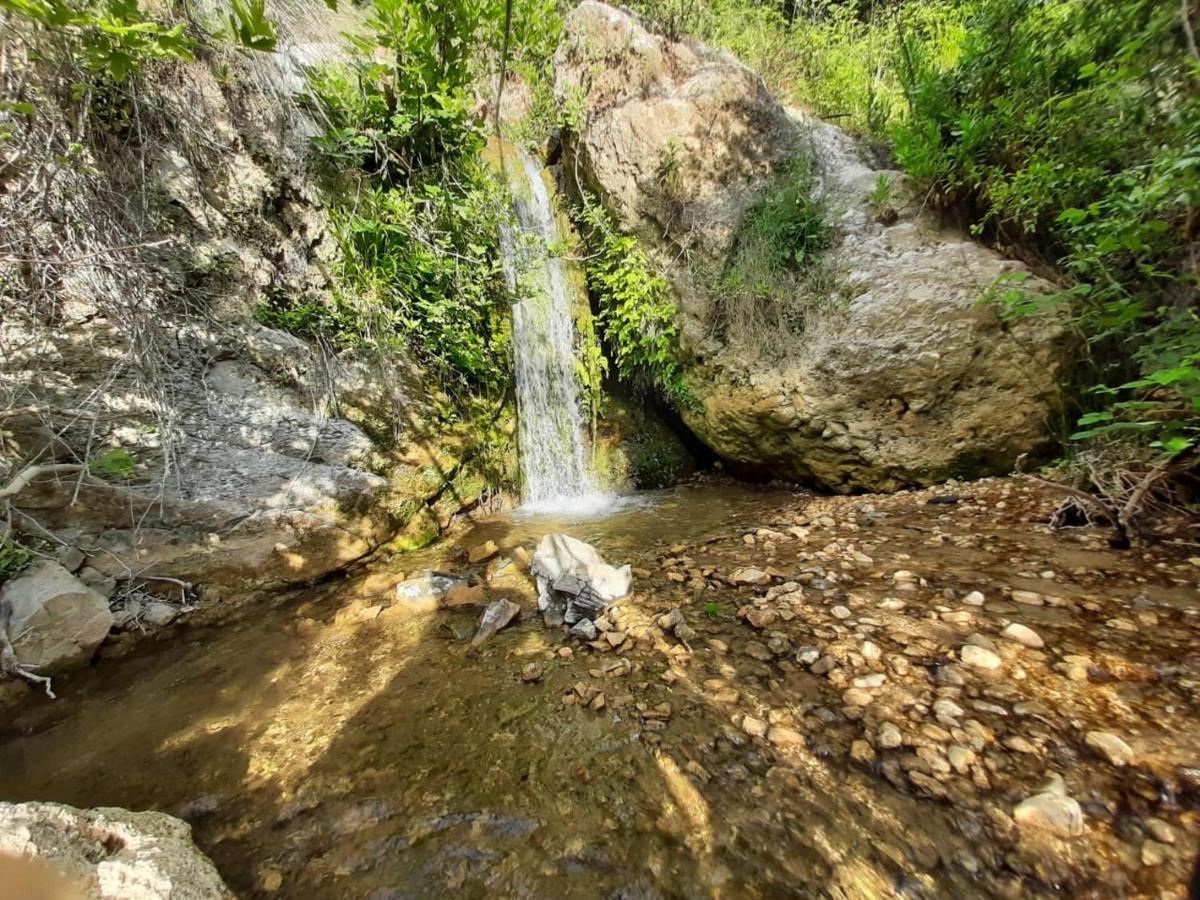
xmin=496 ymin=145 xmax=608 ymax=513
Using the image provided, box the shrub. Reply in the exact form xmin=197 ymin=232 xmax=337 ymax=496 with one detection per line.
xmin=896 ymin=0 xmax=1200 ymax=458
xmin=575 ymin=196 xmax=692 ymax=407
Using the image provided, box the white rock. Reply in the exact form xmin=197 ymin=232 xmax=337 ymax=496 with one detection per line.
xmin=962 ymin=591 xmax=986 ymax=606
xmin=877 ymin=722 xmax=903 ymax=749
xmin=532 ymin=534 xmax=632 ymax=603
xmin=1085 ymin=731 xmax=1135 ymax=767
xmin=960 ymin=644 xmax=1002 ymax=670
xmin=729 ymin=567 xmax=771 ymax=586
xmin=1000 ymin=622 xmax=1044 ymax=649
xmin=0 ymin=800 xmax=232 ymax=898
xmin=1014 ymin=785 xmax=1084 ymax=838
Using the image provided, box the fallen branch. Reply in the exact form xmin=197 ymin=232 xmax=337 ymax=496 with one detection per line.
xmin=0 ymin=462 xmax=85 ymax=501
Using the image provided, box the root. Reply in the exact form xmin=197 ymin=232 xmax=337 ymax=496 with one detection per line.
xmin=0 ymin=600 xmax=55 ymax=699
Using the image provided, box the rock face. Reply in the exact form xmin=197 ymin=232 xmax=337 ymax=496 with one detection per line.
xmin=1 ymin=562 xmax=113 ymax=673
xmin=1 ymin=9 xmax=512 ymax=596
xmin=555 ymin=2 xmax=1069 ymax=491
xmin=0 ymin=801 xmax=232 ymax=898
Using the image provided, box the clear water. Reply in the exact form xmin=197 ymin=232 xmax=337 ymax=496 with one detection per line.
xmin=498 ymin=146 xmax=610 ymax=513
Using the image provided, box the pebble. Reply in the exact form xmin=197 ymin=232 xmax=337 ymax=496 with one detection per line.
xmin=1010 ymin=590 xmax=1044 ymax=606
xmin=744 ymin=641 xmax=774 ymax=661
xmin=843 ymin=688 xmax=874 ymax=707
xmin=850 ymin=740 xmax=876 ymax=763
xmin=932 ymin=699 xmax=964 ymax=720
xmin=1003 ymin=736 xmax=1038 ymax=755
xmin=742 ymin=715 xmax=768 ymax=738
xmin=1013 ymin=776 xmax=1084 ymax=838
xmin=962 ymin=591 xmax=986 ymax=606
xmin=878 ymin=722 xmax=903 ymax=749
xmin=960 ymin=645 xmax=1002 ymax=670
xmin=861 ymin=640 xmax=881 ymax=661
xmin=1000 ymin=622 xmax=1044 ymax=649
xmin=853 ymin=673 xmax=887 ymax=689
xmin=1085 ymin=731 xmax=1134 ymax=767
xmin=468 ymin=540 xmax=499 ymax=563
xmin=947 ymin=745 xmax=975 ymax=774
xmin=810 ymin=655 xmax=837 ymax=675
xmin=767 ymin=726 xmax=806 ymax=748
xmin=831 ymin=606 xmax=851 ymax=620
xmin=1141 ymin=840 xmax=1169 ymax=867
xmin=520 ymin=663 xmax=544 ymax=683
xmin=730 ymin=567 xmax=771 ymax=586
xmin=1145 ymin=818 xmax=1175 ymax=844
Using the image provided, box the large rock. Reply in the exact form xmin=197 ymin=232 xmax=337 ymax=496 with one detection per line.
xmin=1 ymin=562 xmax=113 ymax=673
xmin=556 ymin=2 xmax=1069 ymax=491
xmin=0 ymin=801 xmax=232 ymax=898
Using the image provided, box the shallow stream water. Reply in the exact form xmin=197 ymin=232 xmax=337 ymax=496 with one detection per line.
xmin=1 ymin=480 xmax=1198 ymax=898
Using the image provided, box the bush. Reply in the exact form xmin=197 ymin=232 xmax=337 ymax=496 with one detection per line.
xmin=283 ymin=0 xmax=560 ymax=402
xmin=710 ymin=159 xmax=837 ymax=353
xmin=895 ymin=0 xmax=1200 ymax=458
xmin=575 ymin=196 xmax=692 ymax=407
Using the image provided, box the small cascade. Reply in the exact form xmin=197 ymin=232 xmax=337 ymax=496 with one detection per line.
xmin=496 ymin=145 xmax=608 ymax=513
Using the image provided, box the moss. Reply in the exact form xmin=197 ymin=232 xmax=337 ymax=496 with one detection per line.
xmin=390 ymin=506 xmax=440 ymax=552
xmin=594 ymin=393 xmax=694 ymax=490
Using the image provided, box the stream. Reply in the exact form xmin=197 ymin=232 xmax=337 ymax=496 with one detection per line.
xmin=1 ymin=478 xmax=1198 ymax=898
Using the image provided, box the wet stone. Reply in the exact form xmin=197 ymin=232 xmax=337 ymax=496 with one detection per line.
xmin=1085 ymin=731 xmax=1134 ymax=767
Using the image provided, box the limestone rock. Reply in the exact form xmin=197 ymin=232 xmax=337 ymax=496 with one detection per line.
xmin=1000 ymin=622 xmax=1044 ymax=649
xmin=729 ymin=567 xmax=771 ymax=586
xmin=555 ymin=1 xmax=1068 ymax=491
xmin=961 ymin=644 xmax=1002 ymax=670
xmin=0 ymin=800 xmax=233 ymax=898
xmin=1 ymin=562 xmax=114 ymax=674
xmin=468 ymin=540 xmax=499 ymax=564
xmin=1013 ymin=779 xmax=1084 ymax=839
xmin=1085 ymin=731 xmax=1134 ymax=767
xmin=472 ymin=599 xmax=521 ymax=647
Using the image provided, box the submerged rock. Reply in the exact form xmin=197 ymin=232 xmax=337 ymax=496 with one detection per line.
xmin=1013 ymin=775 xmax=1084 ymax=839
xmin=0 ymin=800 xmax=232 ymax=898
xmin=472 ymin=599 xmax=521 ymax=646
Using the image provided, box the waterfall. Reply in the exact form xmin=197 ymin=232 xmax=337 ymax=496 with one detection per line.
xmin=496 ymin=145 xmax=607 ymax=512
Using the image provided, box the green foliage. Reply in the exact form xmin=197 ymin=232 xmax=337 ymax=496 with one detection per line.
xmin=0 ymin=536 xmax=34 ymax=582
xmin=278 ymin=0 xmax=562 ymax=403
xmin=894 ymin=0 xmax=1200 ymax=457
xmin=88 ymin=447 xmax=135 ymax=480
xmin=0 ymin=0 xmax=194 ymax=82
xmin=712 ymin=158 xmax=837 ymax=350
xmin=737 ymin=160 xmax=831 ymax=272
xmin=868 ymin=173 xmax=892 ymax=206
xmin=627 ymin=429 xmax=687 ymax=488
xmin=226 ymin=0 xmax=277 ymax=52
xmin=629 ymin=0 xmax=966 ymax=137
xmin=703 ymin=600 xmax=721 ymax=620
xmin=575 ymin=197 xmax=692 ymax=407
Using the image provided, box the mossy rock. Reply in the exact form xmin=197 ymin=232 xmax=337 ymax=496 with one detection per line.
xmin=594 ymin=394 xmax=695 ymax=490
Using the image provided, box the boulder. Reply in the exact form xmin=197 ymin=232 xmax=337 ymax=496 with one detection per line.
xmin=556 ymin=2 xmax=1069 ymax=491
xmin=1 ymin=562 xmax=113 ymax=674
xmin=0 ymin=800 xmax=233 ymax=898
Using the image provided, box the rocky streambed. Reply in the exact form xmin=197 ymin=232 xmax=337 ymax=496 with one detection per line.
xmin=0 ymin=479 xmax=1197 ymax=897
